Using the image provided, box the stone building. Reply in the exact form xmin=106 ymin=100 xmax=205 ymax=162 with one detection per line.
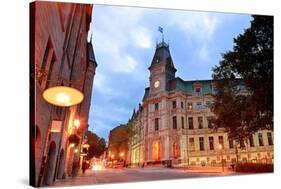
xmin=30 ymin=1 xmax=97 ymax=187
xmin=129 ymin=40 xmax=273 ymax=167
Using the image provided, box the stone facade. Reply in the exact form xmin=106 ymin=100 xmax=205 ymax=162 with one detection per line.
xmin=129 ymin=41 xmax=273 ymax=167
xmin=30 ymin=1 xmax=96 ymax=187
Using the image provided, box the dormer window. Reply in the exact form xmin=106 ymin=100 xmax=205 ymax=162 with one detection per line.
xmin=156 ymin=57 xmax=160 ymax=63
xmin=195 ymin=87 xmax=202 ymax=96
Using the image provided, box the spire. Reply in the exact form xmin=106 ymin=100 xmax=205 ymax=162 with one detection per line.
xmin=149 ymin=38 xmax=175 ymax=70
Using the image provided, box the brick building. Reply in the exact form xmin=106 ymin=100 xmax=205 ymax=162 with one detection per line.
xmin=30 ymin=1 xmax=97 ymax=187
xmin=128 ymin=40 xmax=273 ymax=167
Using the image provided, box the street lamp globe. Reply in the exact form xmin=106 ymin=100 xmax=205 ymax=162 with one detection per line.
xmin=43 ymin=86 xmax=84 ymax=107
xmin=218 ymin=144 xmax=222 ymax=149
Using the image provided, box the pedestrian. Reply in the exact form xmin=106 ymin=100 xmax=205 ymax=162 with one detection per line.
xmin=82 ymin=161 xmax=88 ymax=174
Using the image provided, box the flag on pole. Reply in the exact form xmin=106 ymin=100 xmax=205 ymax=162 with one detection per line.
xmin=158 ymin=26 xmax=163 ymax=33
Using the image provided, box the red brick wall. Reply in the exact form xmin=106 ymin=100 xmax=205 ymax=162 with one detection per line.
xmin=31 ymin=1 xmax=93 ymax=186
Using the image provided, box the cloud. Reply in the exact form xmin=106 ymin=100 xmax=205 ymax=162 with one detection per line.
xmin=91 ymin=5 xmax=153 ymax=74
xmin=89 ymin=5 xmax=252 ymax=139
xmin=198 ymin=44 xmax=209 ymax=61
xmin=168 ymin=11 xmax=222 ymax=42
xmin=130 ymin=26 xmax=153 ymax=48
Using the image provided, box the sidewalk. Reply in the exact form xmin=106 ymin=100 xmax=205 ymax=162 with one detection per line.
xmin=173 ymin=165 xmax=234 ymax=173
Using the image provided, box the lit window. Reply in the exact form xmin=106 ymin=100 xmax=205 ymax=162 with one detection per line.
xmin=218 ymin=136 xmax=224 ymax=149
xmin=189 ymin=138 xmax=195 ymax=152
xmin=187 ymin=102 xmax=193 ymax=110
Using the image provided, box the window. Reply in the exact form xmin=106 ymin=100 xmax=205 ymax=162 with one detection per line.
xmin=199 ymin=137 xmax=205 ymax=151
xmin=173 ymin=116 xmax=177 ymax=129
xmin=195 ymin=87 xmax=202 ymax=96
xmin=189 ymin=138 xmax=195 ymax=152
xmin=218 ymin=136 xmax=224 ymax=149
xmin=196 ymin=102 xmax=202 ymax=110
xmin=240 ymin=140 xmax=245 ymax=148
xmin=155 ymin=103 xmax=159 ymax=111
xmin=181 ymin=101 xmax=184 ymax=109
xmin=188 ymin=117 xmax=194 ymax=129
xmin=249 ymin=135 xmax=255 ymax=147
xmin=229 ymin=139 xmax=234 ymax=149
xmin=39 ymin=39 xmax=56 ymax=89
xmin=258 ymin=133 xmax=264 ymax=146
xmin=198 ymin=117 xmax=203 ymax=129
xmin=205 ymin=101 xmax=211 ymax=108
xmin=207 ymin=117 xmax=213 ymax=128
xmin=172 ymin=101 xmax=177 ymax=109
xmin=155 ymin=56 xmax=160 ymax=63
xmin=267 ymin=132 xmax=273 ymax=145
xmin=181 ymin=117 xmax=184 ymax=129
xmin=155 ymin=118 xmax=159 ymax=131
xmin=209 ymin=136 xmax=214 ymax=150
xmin=212 ymin=85 xmax=218 ymax=94
xmin=187 ymin=102 xmax=193 ymax=110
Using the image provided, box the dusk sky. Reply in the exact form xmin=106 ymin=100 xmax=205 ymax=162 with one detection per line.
xmin=87 ymin=4 xmax=252 ymax=140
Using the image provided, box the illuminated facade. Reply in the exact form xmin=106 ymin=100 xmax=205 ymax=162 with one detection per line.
xmin=128 ymin=40 xmax=273 ymax=167
xmin=30 ymin=1 xmax=96 ymax=187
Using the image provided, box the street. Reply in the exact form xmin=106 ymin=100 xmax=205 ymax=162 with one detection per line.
xmin=54 ymin=166 xmax=238 ymax=186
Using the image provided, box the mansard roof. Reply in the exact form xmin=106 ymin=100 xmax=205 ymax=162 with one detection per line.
xmin=167 ymin=77 xmax=247 ymax=95
xmin=149 ymin=40 xmax=176 ymax=70
xmin=170 ymin=78 xmax=214 ymax=94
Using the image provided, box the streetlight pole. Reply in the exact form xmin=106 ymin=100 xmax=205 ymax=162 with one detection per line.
xmin=219 ymin=144 xmax=224 ymax=172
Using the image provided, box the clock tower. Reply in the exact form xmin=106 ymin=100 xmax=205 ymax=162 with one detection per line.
xmin=148 ymin=40 xmax=176 ymax=95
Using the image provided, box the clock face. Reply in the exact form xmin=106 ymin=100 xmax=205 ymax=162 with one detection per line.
xmin=154 ymin=81 xmax=160 ymax=88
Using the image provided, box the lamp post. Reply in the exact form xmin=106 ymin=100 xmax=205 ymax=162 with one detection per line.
xmin=218 ymin=144 xmax=224 ymax=172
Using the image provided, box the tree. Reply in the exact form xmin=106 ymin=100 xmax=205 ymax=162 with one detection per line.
xmin=212 ymin=15 xmax=273 ymax=142
xmin=108 ymin=122 xmax=135 ymax=160
xmin=85 ymin=131 xmax=106 ymax=159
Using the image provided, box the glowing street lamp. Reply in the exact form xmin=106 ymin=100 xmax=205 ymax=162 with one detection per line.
xmin=119 ymin=152 xmax=124 ymax=157
xmin=43 ymin=86 xmax=84 ymax=107
xmin=73 ymin=119 xmax=80 ymax=128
